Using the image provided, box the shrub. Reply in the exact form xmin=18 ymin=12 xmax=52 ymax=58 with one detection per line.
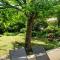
xmin=6 ymin=22 xmax=25 ymax=32
xmin=32 ymin=31 xmax=37 ymax=37
xmin=20 ymin=28 xmax=26 ymax=33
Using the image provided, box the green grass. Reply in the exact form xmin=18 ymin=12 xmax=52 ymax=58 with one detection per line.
xmin=0 ymin=33 xmax=25 ymax=56
xmin=0 ymin=33 xmax=60 ymax=57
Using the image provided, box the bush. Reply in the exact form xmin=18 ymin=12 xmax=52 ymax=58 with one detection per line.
xmin=32 ymin=31 xmax=37 ymax=37
xmin=54 ymin=28 xmax=60 ymax=37
xmin=32 ymin=31 xmax=47 ymax=38
xmin=32 ymin=20 xmax=48 ymax=38
xmin=6 ymin=22 xmax=25 ymax=32
xmin=20 ymin=28 xmax=26 ymax=33
xmin=33 ymin=21 xmax=48 ymax=31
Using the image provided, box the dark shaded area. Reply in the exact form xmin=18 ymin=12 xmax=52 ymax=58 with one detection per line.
xmin=0 ymin=22 xmax=5 ymax=34
xmin=12 ymin=41 xmax=25 ymax=50
xmin=32 ymin=46 xmax=50 ymax=60
xmin=6 ymin=22 xmax=25 ymax=33
xmin=11 ymin=40 xmax=59 ymax=51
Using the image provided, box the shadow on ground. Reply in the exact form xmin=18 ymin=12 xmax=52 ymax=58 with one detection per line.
xmin=11 ymin=41 xmax=58 ymax=51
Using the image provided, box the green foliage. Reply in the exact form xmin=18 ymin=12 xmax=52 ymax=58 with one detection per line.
xmin=6 ymin=22 xmax=25 ymax=32
xmin=20 ymin=28 xmax=26 ymax=33
xmin=0 ymin=0 xmax=60 ymax=37
xmin=33 ymin=20 xmax=48 ymax=31
xmin=32 ymin=19 xmax=48 ymax=37
xmin=54 ymin=28 xmax=60 ymax=38
xmin=3 ymin=32 xmax=16 ymax=36
xmin=0 ymin=8 xmax=27 ymax=33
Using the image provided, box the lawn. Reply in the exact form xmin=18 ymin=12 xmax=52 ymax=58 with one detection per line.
xmin=0 ymin=33 xmax=60 ymax=57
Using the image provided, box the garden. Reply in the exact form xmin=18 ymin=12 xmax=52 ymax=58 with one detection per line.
xmin=0 ymin=0 xmax=60 ymax=59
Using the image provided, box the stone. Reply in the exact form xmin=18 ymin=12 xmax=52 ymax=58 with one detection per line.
xmin=10 ymin=47 xmax=27 ymax=60
xmin=32 ymin=46 xmax=50 ymax=60
xmin=27 ymin=55 xmax=36 ymax=60
xmin=47 ymin=48 xmax=60 ymax=60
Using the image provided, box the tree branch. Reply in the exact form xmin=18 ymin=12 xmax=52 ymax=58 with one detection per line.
xmin=0 ymin=0 xmax=22 ymax=11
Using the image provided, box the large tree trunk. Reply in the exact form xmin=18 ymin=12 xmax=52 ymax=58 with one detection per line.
xmin=25 ymin=12 xmax=35 ymax=55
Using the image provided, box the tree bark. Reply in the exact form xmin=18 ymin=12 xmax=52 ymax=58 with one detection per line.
xmin=25 ymin=12 xmax=35 ymax=55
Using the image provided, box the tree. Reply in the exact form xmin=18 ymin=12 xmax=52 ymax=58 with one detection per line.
xmin=0 ymin=0 xmax=60 ymax=54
